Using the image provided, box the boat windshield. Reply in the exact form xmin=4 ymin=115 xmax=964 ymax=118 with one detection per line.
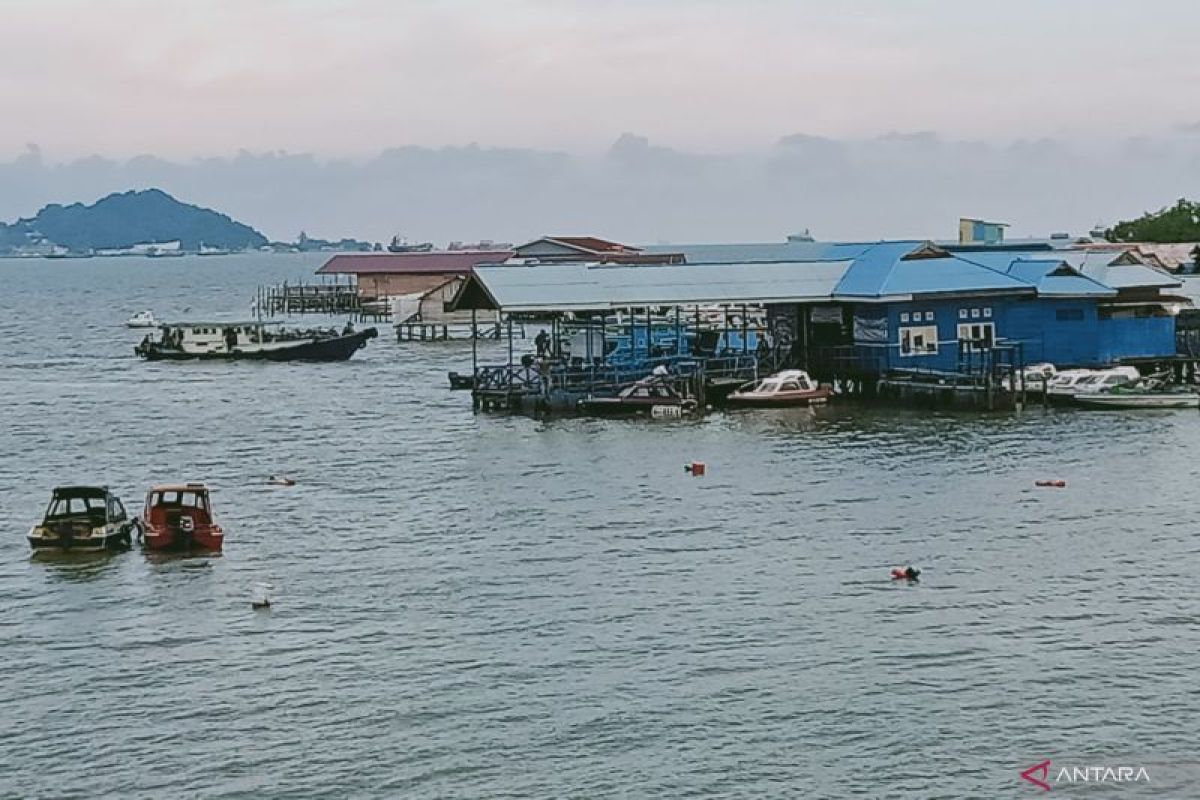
xmin=46 ymin=495 xmax=106 ymax=518
xmin=150 ymin=490 xmax=209 ymax=511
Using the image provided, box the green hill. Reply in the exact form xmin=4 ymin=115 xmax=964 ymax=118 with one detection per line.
xmin=4 ymin=189 xmax=268 ymax=253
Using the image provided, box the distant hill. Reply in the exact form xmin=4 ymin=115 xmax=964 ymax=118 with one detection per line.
xmin=0 ymin=189 xmax=268 ymax=253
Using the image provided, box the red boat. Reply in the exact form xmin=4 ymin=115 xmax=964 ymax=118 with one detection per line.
xmin=141 ymin=483 xmax=225 ymax=552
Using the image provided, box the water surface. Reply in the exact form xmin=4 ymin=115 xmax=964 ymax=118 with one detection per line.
xmin=1 ymin=256 xmax=1197 ymax=798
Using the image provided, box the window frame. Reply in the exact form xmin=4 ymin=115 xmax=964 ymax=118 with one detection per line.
xmin=899 ymin=324 xmax=940 ymax=357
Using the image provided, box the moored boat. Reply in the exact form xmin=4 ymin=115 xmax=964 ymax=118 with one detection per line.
xmin=141 ymin=483 xmax=225 ymax=551
xmin=27 ymin=486 xmax=136 ymax=552
xmin=577 ymin=377 xmax=698 ymax=417
xmin=1074 ymin=389 xmax=1200 ymax=409
xmin=1045 ymin=367 xmax=1139 ymax=405
xmin=727 ymin=369 xmax=833 ymax=407
xmin=135 ymin=321 xmax=378 ymax=361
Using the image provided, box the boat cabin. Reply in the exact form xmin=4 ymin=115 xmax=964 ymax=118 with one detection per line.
xmin=144 ymin=484 xmax=215 ymax=531
xmin=750 ymin=369 xmax=818 ymax=394
xmin=43 ymin=486 xmax=128 ymax=529
xmin=150 ymin=321 xmax=269 ymax=356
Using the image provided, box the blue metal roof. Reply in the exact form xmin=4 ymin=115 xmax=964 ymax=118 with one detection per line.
xmin=833 ymin=243 xmax=1033 ymax=299
xmin=459 ymin=260 xmax=853 ymax=312
xmin=642 ymin=240 xmax=925 ymax=265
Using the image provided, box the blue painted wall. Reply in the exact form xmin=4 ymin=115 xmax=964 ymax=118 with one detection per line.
xmin=849 ymin=295 xmax=1176 ymax=373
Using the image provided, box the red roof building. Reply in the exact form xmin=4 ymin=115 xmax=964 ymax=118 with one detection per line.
xmin=316 ymin=250 xmax=513 ymax=298
xmin=512 ymin=236 xmax=682 ymax=264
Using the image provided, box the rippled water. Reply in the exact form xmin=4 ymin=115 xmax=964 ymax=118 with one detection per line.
xmin=1 ymin=255 xmax=1199 ymax=798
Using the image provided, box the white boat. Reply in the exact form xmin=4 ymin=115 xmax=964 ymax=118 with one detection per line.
xmin=1006 ymin=362 xmax=1056 ymax=393
xmin=726 ymin=369 xmax=833 ymax=407
xmin=1046 ymin=367 xmax=1139 ymax=404
xmin=125 ymin=310 xmax=159 ymax=328
xmin=1075 ymin=390 xmax=1200 ymax=409
xmin=1074 ymin=372 xmax=1200 ymax=409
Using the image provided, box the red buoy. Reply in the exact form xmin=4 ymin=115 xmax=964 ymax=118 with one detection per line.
xmin=1034 ymin=479 xmax=1066 ymax=488
xmin=684 ymin=462 xmax=706 ymax=476
xmin=891 ymin=566 xmax=920 ymax=581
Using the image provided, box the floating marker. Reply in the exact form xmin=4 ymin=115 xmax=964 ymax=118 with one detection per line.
xmin=268 ymin=476 xmax=296 ymax=486
xmin=1034 ymin=479 xmax=1066 ymax=488
xmin=251 ymin=582 xmax=274 ymax=609
xmin=891 ymin=566 xmax=921 ymax=581
xmin=684 ymin=462 xmax=706 ymax=476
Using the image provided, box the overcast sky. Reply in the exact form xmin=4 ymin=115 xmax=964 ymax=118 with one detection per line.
xmin=6 ymin=0 xmax=1200 ymax=157
xmin=3 ymin=0 xmax=1200 ymax=242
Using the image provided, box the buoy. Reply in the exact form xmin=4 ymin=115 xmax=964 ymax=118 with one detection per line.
xmin=684 ymin=462 xmax=706 ymax=476
xmin=891 ymin=566 xmax=920 ymax=581
xmin=268 ymin=475 xmax=296 ymax=486
xmin=251 ymin=582 xmax=274 ymax=609
xmin=1034 ymin=479 xmax=1066 ymax=488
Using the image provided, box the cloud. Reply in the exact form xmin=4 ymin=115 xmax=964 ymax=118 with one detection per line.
xmin=1 ymin=132 xmax=1199 ymax=245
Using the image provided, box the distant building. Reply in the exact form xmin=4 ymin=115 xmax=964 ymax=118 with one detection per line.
xmin=958 ymin=218 xmax=1009 ymax=245
xmin=316 ymin=250 xmax=514 ymax=300
xmin=512 ymin=236 xmax=683 ymax=264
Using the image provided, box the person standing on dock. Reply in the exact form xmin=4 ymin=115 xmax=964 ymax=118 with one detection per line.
xmin=535 ymin=329 xmax=549 ymax=357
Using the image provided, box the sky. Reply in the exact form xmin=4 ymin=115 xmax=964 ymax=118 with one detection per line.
xmin=3 ymin=0 xmax=1200 ymax=242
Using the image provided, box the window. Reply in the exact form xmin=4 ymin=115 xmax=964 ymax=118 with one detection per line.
xmin=957 ymin=322 xmax=995 ymax=352
xmin=900 ymin=325 xmax=939 ymax=356
xmin=923 ymin=311 xmax=935 ymax=322
xmin=958 ymin=309 xmax=968 ymax=319
xmin=780 ymin=382 xmax=801 ymax=391
xmin=970 ymin=308 xmax=981 ymax=319
xmin=983 ymin=307 xmax=992 ymax=318
xmin=900 ymin=312 xmax=910 ymax=323
xmin=1056 ymin=308 xmax=1084 ymax=321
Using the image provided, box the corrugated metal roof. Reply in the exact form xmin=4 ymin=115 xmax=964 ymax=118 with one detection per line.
xmin=642 ymin=240 xmax=924 ymax=264
xmin=457 ymin=260 xmax=853 ymax=312
xmin=316 ymin=251 xmax=513 ymax=275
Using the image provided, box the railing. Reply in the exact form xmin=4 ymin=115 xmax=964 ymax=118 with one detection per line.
xmin=473 ymin=353 xmax=760 ymax=399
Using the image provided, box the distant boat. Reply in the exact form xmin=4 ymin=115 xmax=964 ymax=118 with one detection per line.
xmin=125 ymin=310 xmax=159 ymax=328
xmin=197 ymin=244 xmax=232 ymax=256
xmin=387 ymin=235 xmax=434 ymax=253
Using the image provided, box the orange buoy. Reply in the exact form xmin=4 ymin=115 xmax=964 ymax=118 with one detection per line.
xmin=684 ymin=462 xmax=706 ymax=476
xmin=1034 ymin=479 xmax=1066 ymax=488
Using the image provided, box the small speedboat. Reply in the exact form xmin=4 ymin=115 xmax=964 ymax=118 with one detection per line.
xmin=28 ymin=486 xmax=136 ymax=552
xmin=125 ymin=310 xmax=159 ymax=328
xmin=141 ymin=483 xmax=225 ymax=551
xmin=726 ymin=369 xmax=833 ymax=407
xmin=1074 ymin=373 xmax=1200 ymax=409
xmin=1046 ymin=367 xmax=1139 ymax=404
xmin=1075 ymin=389 xmax=1200 ymax=409
xmin=577 ymin=377 xmax=698 ymax=417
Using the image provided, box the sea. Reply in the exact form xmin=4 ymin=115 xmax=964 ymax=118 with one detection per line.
xmin=1 ymin=254 xmax=1199 ymax=798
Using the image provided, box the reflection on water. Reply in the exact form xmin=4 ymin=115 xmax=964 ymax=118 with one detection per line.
xmin=0 ymin=257 xmax=1198 ymax=798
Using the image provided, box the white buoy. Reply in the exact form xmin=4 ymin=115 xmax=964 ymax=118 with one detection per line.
xmin=251 ymin=582 xmax=274 ymax=609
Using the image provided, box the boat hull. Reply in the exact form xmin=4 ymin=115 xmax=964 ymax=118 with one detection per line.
xmin=1074 ymin=393 xmax=1200 ymax=409
xmin=577 ymin=399 xmax=693 ymax=417
xmin=726 ymin=388 xmax=833 ymax=408
xmin=142 ymin=524 xmax=224 ymax=552
xmin=28 ymin=529 xmax=132 ymax=552
xmin=137 ymin=328 xmax=377 ymax=361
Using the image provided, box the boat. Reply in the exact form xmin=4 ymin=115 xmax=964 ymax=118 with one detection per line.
xmin=1045 ymin=367 xmax=1139 ymax=404
xmin=27 ymin=486 xmax=136 ymax=552
xmin=1074 ymin=372 xmax=1200 ymax=409
xmin=141 ymin=483 xmax=225 ymax=551
xmin=726 ymin=369 xmax=833 ymax=407
xmin=577 ymin=377 xmax=698 ymax=417
xmin=1074 ymin=388 xmax=1200 ymax=409
xmin=448 ymin=371 xmax=474 ymax=390
xmin=125 ymin=310 xmax=159 ymax=328
xmin=134 ymin=321 xmax=378 ymax=361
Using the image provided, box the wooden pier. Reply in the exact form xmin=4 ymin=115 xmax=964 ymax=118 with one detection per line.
xmin=258 ymin=280 xmax=363 ymax=317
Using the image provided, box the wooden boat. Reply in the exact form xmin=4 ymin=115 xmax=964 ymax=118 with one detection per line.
xmin=135 ymin=321 xmax=377 ymax=361
xmin=27 ymin=486 xmax=136 ymax=552
xmin=577 ymin=377 xmax=698 ymax=417
xmin=141 ymin=483 xmax=225 ymax=551
xmin=726 ymin=369 xmax=833 ymax=407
